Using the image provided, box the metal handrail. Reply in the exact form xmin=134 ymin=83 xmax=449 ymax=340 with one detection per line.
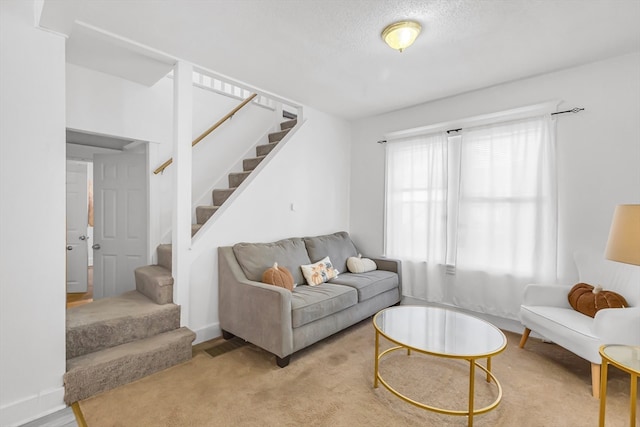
xmin=153 ymin=93 xmax=258 ymax=175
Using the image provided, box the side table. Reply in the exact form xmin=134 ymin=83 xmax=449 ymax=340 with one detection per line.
xmin=599 ymin=344 xmax=640 ymax=427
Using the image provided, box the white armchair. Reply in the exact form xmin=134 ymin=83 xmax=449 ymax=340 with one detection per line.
xmin=518 ymin=250 xmax=640 ymax=398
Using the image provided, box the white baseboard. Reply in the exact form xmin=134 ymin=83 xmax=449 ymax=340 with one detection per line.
xmin=192 ymin=322 xmax=221 ymax=345
xmin=0 ymin=386 xmax=65 ymax=427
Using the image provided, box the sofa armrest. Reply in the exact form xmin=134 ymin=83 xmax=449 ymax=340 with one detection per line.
xmin=370 ymin=257 xmax=402 ymax=296
xmin=522 ymin=284 xmax=572 ymax=308
xmin=218 ymin=247 xmax=294 ymax=358
xmin=594 ymin=306 xmax=640 ymax=345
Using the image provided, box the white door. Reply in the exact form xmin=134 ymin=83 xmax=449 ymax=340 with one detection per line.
xmin=93 ymin=151 xmax=148 ymax=299
xmin=66 ymin=161 xmax=89 ymax=293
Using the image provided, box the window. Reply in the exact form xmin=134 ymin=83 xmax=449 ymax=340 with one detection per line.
xmin=384 ymin=115 xmax=557 ymax=319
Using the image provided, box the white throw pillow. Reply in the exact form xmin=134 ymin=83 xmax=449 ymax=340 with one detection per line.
xmin=347 ymin=254 xmax=377 ymax=274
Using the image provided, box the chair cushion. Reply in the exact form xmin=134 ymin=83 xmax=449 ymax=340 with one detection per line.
xmin=520 ymin=305 xmax=600 ymax=363
xmin=291 ymin=283 xmax=357 ymax=328
xmin=303 ymin=231 xmax=358 ymax=274
xmin=233 ymin=238 xmax=311 ymax=286
xmin=329 ymin=270 xmax=398 ymax=302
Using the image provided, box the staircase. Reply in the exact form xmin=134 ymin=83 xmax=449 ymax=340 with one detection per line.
xmin=64 ymin=281 xmax=194 ymax=403
xmin=63 ymin=118 xmax=298 ymax=404
xmin=192 ymin=118 xmax=297 ymax=236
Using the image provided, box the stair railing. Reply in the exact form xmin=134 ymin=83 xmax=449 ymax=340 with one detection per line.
xmin=153 ymin=93 xmax=258 ymax=175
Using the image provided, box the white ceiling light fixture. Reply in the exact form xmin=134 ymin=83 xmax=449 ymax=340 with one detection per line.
xmin=381 ymin=21 xmax=422 ymax=52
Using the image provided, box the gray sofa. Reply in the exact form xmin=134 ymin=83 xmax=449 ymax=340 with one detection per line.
xmin=218 ymin=231 xmax=402 ymax=367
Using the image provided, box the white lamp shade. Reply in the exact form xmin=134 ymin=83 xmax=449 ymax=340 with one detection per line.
xmin=605 ymin=204 xmax=640 ymax=266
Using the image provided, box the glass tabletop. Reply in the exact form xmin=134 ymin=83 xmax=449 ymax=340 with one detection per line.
xmin=374 ymin=306 xmax=507 ymax=358
xmin=602 ymin=345 xmax=640 ymax=374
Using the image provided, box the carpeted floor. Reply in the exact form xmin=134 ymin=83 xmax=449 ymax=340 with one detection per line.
xmin=79 ymin=319 xmax=637 ymax=426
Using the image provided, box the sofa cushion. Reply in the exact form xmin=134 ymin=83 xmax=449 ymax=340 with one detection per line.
xmin=291 ymin=283 xmax=357 ymax=328
xmin=303 ymin=231 xmax=358 ymax=274
xmin=330 ymin=270 xmax=398 ymax=302
xmin=233 ymin=238 xmax=310 ymax=286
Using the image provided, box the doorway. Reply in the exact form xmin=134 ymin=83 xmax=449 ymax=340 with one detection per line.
xmin=66 ymin=159 xmax=93 ymax=308
xmin=66 ymin=129 xmax=149 ymax=307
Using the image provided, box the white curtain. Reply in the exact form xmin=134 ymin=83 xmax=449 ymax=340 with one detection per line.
xmin=385 ymin=132 xmax=448 ymax=301
xmin=385 ymin=116 xmax=557 ymax=320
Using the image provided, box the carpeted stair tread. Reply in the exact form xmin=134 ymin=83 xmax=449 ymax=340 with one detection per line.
xmin=243 ymin=156 xmax=265 ymax=172
xmin=64 ymin=327 xmax=195 ymax=404
xmin=268 ymin=129 xmax=290 ymax=143
xmin=256 ymin=142 xmax=278 ymax=157
xmin=212 ymin=187 xmax=236 ymax=206
xmin=134 ymin=265 xmax=173 ymax=305
xmin=157 ymin=244 xmax=172 ymax=271
xmin=196 ymin=205 xmax=219 ymax=224
xmin=228 ymin=171 xmax=251 ymax=188
xmin=191 ymin=224 xmax=202 ymax=236
xmin=66 ymin=291 xmax=180 ymax=359
xmin=280 ymin=119 xmax=297 ymax=130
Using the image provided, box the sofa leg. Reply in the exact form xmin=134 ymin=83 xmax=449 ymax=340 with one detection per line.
xmin=221 ymin=329 xmax=235 ymax=340
xmin=276 ymin=355 xmax=291 ymax=368
xmin=519 ymin=328 xmax=531 ymax=348
xmin=591 ymin=363 xmax=600 ymax=399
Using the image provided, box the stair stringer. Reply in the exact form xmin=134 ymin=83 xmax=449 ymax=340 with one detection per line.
xmin=191 ymin=118 xmax=306 ymax=245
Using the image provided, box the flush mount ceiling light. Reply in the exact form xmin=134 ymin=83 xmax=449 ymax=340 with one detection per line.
xmin=381 ymin=20 xmax=421 ymax=52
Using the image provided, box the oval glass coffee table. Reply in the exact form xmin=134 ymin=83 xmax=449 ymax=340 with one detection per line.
xmin=373 ymin=306 xmax=507 ymax=427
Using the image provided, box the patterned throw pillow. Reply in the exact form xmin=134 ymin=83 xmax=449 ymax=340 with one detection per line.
xmin=300 ymin=257 xmax=338 ymax=286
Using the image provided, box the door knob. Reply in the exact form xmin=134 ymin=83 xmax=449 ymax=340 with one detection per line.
xmin=92 ymin=243 xmax=101 ymax=250
xmin=79 ymin=235 xmax=87 ymax=241
xmin=67 ymin=245 xmax=73 ymax=250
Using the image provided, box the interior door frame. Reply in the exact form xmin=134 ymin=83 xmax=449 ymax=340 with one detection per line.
xmin=66 ymin=132 xmax=151 ymax=301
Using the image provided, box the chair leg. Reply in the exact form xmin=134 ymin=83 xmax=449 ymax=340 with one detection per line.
xmin=519 ymin=328 xmax=531 ymax=348
xmin=591 ymin=363 xmax=600 ymax=399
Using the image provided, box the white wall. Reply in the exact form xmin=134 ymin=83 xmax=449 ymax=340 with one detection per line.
xmin=66 ymin=58 xmax=353 ymax=344
xmin=188 ymin=108 xmax=352 ymax=342
xmin=0 ymin=2 xmax=67 ymax=426
xmin=66 ymin=64 xmax=275 ymax=255
xmin=350 ymin=52 xmax=640 ymax=288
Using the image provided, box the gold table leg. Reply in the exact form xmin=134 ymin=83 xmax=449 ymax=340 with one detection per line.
xmin=374 ymin=330 xmax=379 ymax=388
xmin=599 ymin=360 xmax=608 ymax=427
xmin=486 ymin=357 xmax=492 ymax=383
xmin=468 ymin=358 xmax=475 ymax=427
xmin=630 ymin=373 xmax=637 ymax=427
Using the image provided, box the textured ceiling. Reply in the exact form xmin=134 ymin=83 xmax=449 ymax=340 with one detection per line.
xmin=40 ymin=0 xmax=640 ymax=120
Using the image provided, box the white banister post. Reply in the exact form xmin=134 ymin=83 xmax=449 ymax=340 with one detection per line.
xmin=274 ymin=101 xmax=283 ymax=128
xmin=172 ymin=61 xmax=193 ymax=326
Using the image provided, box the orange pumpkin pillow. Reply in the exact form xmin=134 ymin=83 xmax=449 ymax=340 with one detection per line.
xmin=262 ymin=262 xmax=294 ymax=291
xmin=567 ymin=283 xmax=628 ymax=318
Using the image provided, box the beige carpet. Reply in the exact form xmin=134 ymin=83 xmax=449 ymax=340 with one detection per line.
xmin=79 ymin=319 xmax=637 ymax=426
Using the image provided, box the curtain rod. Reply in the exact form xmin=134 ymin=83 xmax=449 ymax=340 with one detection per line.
xmin=378 ymin=107 xmax=584 ymax=143
xmin=550 ymin=107 xmax=584 ymax=116
xmin=446 ymin=108 xmax=585 ymax=133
